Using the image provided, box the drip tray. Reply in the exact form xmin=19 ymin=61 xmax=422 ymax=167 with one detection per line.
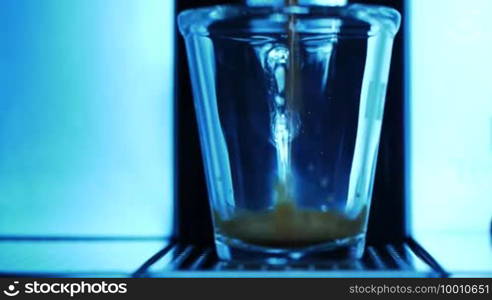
xmin=137 ymin=241 xmax=443 ymax=277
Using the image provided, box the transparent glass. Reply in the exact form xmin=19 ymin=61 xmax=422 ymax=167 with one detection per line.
xmin=178 ymin=4 xmax=400 ymax=261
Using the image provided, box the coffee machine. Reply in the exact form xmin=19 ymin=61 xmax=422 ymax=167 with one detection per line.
xmin=0 ymin=0 xmax=490 ymax=278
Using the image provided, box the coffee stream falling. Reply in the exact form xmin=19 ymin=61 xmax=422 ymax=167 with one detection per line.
xmin=268 ymin=0 xmax=302 ymax=204
xmin=266 ymin=46 xmax=295 ymax=189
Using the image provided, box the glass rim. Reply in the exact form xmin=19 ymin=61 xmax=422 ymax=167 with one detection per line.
xmin=178 ymin=3 xmax=401 ymax=38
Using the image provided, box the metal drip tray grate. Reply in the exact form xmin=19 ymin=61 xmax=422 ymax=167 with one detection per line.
xmin=138 ymin=241 xmax=443 ymax=277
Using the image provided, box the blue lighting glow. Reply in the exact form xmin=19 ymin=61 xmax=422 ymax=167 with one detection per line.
xmin=407 ymin=0 xmax=492 ymax=235
xmin=0 ymin=0 xmax=174 ymax=237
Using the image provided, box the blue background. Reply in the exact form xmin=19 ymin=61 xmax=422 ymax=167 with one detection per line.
xmin=0 ymin=0 xmax=175 ymax=237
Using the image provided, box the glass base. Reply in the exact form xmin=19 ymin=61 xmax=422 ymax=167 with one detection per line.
xmin=215 ymin=233 xmax=366 ymax=263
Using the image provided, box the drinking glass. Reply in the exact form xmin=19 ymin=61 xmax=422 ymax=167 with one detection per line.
xmin=178 ymin=3 xmax=400 ymax=261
